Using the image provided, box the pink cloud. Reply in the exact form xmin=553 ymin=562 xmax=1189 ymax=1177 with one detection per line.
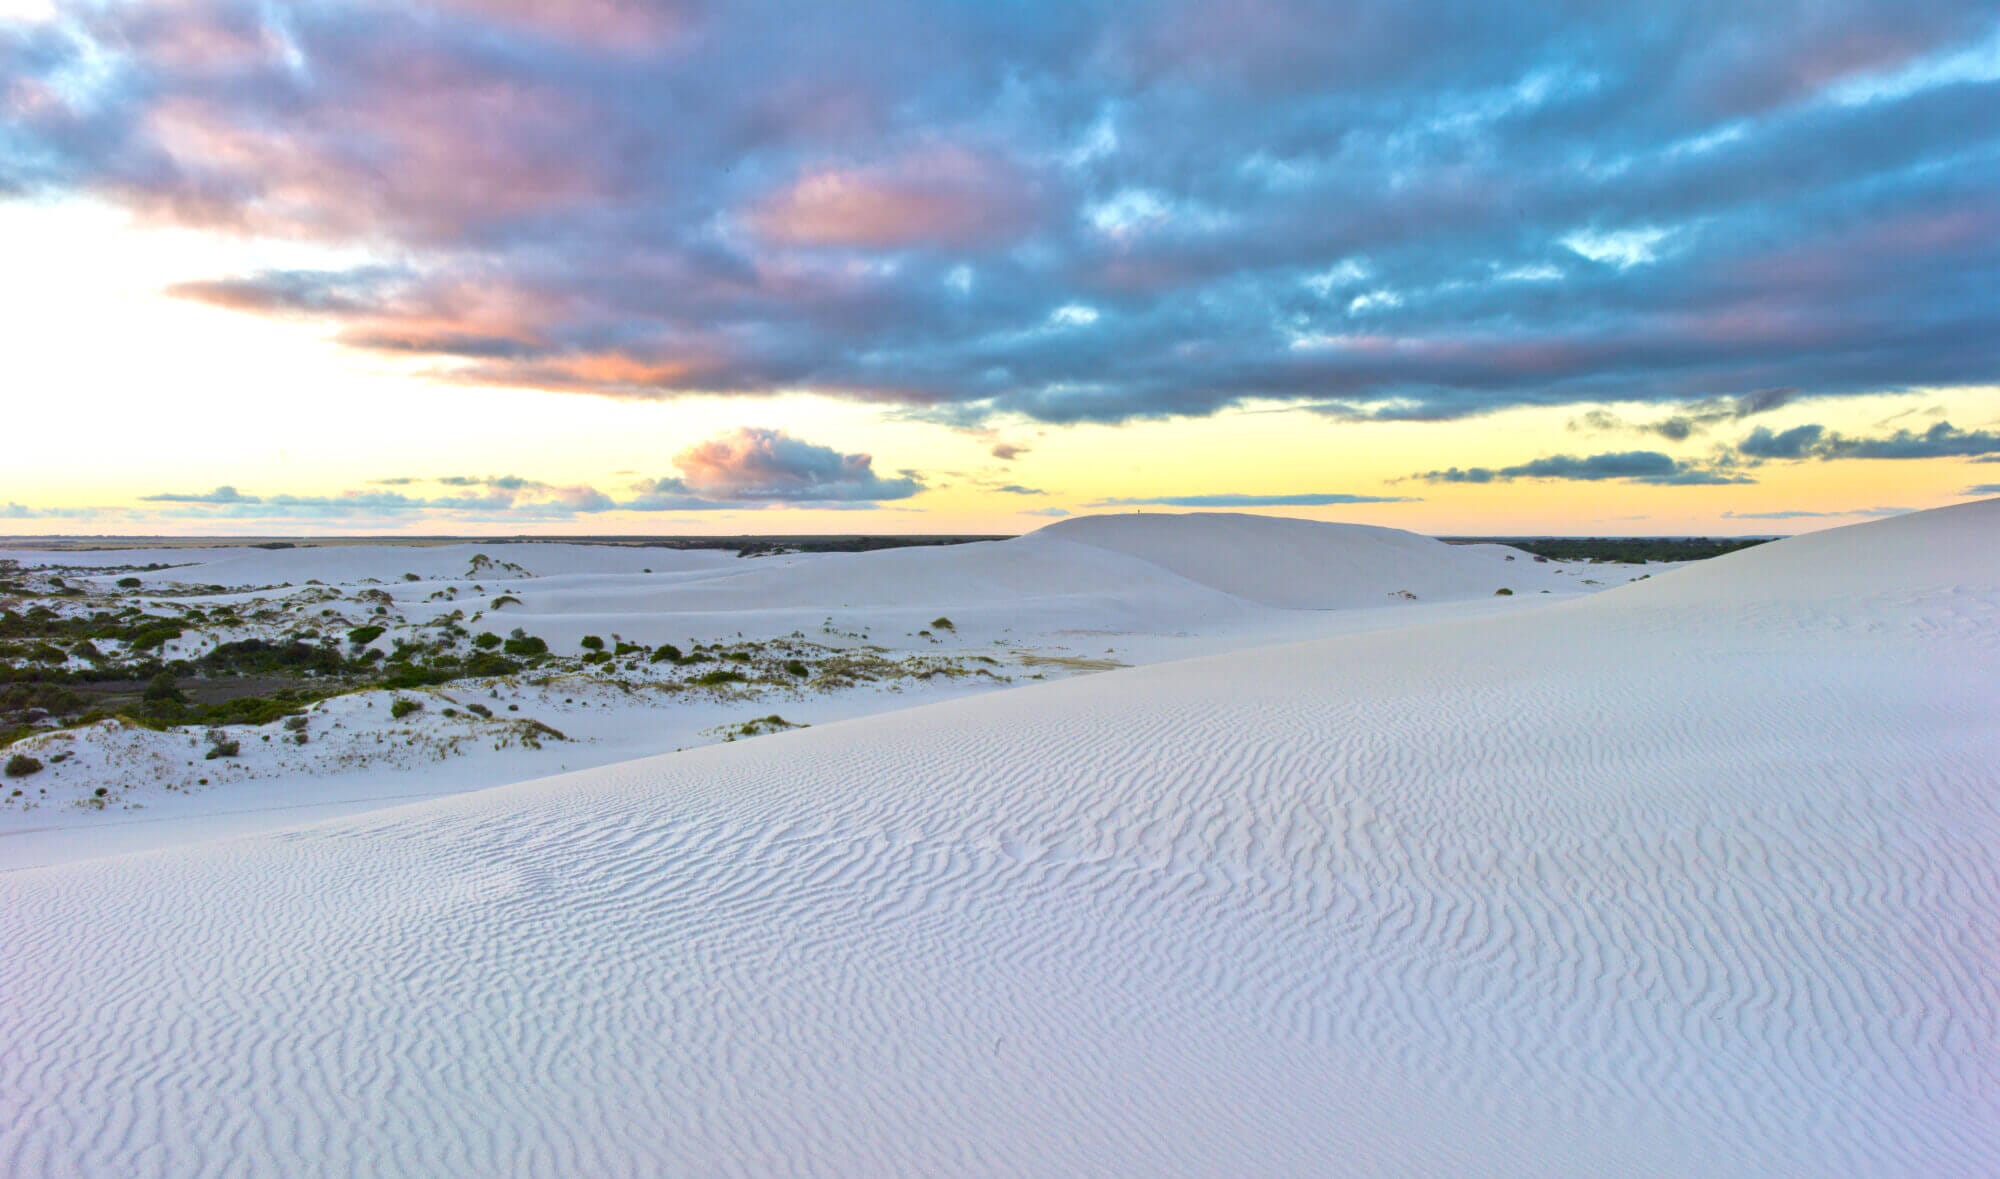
xmin=748 ymin=145 xmax=1040 ymax=249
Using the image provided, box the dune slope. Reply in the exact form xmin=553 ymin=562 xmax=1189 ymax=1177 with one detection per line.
xmin=4 ymin=504 xmax=1997 ymax=1176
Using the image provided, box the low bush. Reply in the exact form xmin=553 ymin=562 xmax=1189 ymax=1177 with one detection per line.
xmin=204 ymin=740 xmax=240 ymax=760
xmin=931 ymin=616 xmax=955 ymax=630
xmin=4 ymin=753 xmax=42 ymax=778
xmin=491 ymin=595 xmax=522 ymax=610
xmin=502 ymin=635 xmax=547 ymax=657
xmin=347 ymin=625 xmax=386 ymax=646
xmin=695 ymin=669 xmax=745 ymax=686
xmin=472 ymin=632 xmax=503 ymax=650
xmin=390 ymin=698 xmax=422 ymax=719
xmin=116 ymin=576 xmax=142 ymax=588
xmin=784 ymin=660 xmax=809 ymax=677
xmin=461 ymin=652 xmax=522 ymax=678
xmin=580 ymin=635 xmax=604 ymax=651
xmin=650 ymin=643 xmax=682 ymax=663
xmin=1494 ymin=587 xmax=1513 ymax=596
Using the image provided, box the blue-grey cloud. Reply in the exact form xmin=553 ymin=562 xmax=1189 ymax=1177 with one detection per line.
xmin=1084 ymin=492 xmax=1417 ymax=507
xmin=3 ymin=3 xmax=1996 ymax=425
xmin=1822 ymin=421 xmax=2000 ymax=459
xmin=1413 ymin=450 xmax=1752 ymax=485
xmin=140 ymin=486 xmax=262 ymax=504
xmin=1964 ymin=484 xmax=2000 ymax=495
xmin=1736 ymin=419 xmax=2000 ymax=460
xmin=1722 ymin=506 xmax=1909 ymax=519
xmin=1739 ymin=423 xmax=1827 ymax=459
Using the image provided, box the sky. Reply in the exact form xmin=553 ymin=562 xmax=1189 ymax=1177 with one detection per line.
xmin=1 ymin=0 xmax=1997 ymax=537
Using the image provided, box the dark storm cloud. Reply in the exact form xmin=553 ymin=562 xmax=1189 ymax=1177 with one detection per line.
xmin=4 ymin=1 xmax=1997 ymax=423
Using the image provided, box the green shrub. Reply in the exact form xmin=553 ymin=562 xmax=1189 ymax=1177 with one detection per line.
xmin=650 ymin=643 xmax=682 ymax=663
xmin=724 ymin=651 xmax=752 ymax=663
xmin=380 ymin=665 xmax=454 ymax=689
xmin=784 ymin=660 xmax=809 ymax=677
xmin=125 ymin=622 xmax=184 ymax=652
xmin=502 ymin=635 xmax=547 ymax=657
xmin=695 ymin=669 xmax=745 ymax=686
xmin=347 ymin=625 xmax=386 ymax=646
xmin=466 ymin=703 xmax=493 ymax=719
xmin=613 ymin=641 xmax=642 ymax=656
xmin=4 ymin=753 xmax=42 ymax=778
xmin=116 ymin=576 xmax=142 ymax=588
xmin=403 ymin=572 xmax=420 ymax=582
xmin=491 ymin=595 xmax=522 ymax=610
xmin=581 ymin=650 xmax=613 ymax=665
xmin=472 ymin=632 xmax=503 ymax=650
xmin=579 ymin=635 xmax=604 ymax=651
xmin=390 ymin=698 xmax=421 ymax=719
xmin=931 ymin=616 xmax=955 ymax=630
xmin=1494 ymin=587 xmax=1513 ymax=596
xmin=143 ymin=670 xmax=185 ymax=705
xmin=204 ymin=740 xmax=240 ymax=760
xmin=462 ymin=652 xmax=522 ymax=678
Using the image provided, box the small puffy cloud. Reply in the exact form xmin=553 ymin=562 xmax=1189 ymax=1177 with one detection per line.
xmin=1085 ymin=492 xmax=1417 ymax=507
xmin=1964 ymin=484 xmax=2000 ymax=495
xmin=1739 ymin=423 xmax=1827 ymax=459
xmin=990 ymin=442 xmax=1030 ymax=461
xmin=1021 ymin=507 xmax=1071 ymax=517
xmin=671 ymin=427 xmax=922 ymax=503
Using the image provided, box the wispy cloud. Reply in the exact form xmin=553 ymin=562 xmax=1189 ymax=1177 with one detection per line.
xmin=1411 ymin=451 xmax=1750 ymax=486
xmin=1085 ymin=492 xmax=1417 ymax=507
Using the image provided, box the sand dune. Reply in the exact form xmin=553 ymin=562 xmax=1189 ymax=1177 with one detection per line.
xmin=5 ymin=505 xmax=1996 ymax=1175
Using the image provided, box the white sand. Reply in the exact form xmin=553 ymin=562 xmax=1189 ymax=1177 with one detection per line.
xmin=4 ymin=506 xmax=1994 ymax=1175
xmin=2 ymin=518 xmax=1625 ymax=867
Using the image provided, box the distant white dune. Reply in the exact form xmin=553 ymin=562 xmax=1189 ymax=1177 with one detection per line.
xmin=4 ymin=504 xmax=1996 ymax=1175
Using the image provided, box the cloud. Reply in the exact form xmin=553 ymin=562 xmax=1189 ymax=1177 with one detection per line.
xmin=140 ymin=486 xmax=263 ymax=504
xmin=746 ymin=145 xmax=1041 ymax=249
xmin=1738 ymin=423 xmax=1827 ymax=459
xmin=1 ymin=503 xmax=97 ymax=520
xmin=1721 ymin=506 xmax=1909 ymax=519
xmin=1021 ymin=507 xmax=1071 ymax=517
xmin=988 ymin=484 xmax=1047 ymax=496
xmin=1820 ymin=421 xmax=2000 ymax=459
xmin=0 ymin=2 xmax=1990 ymax=425
xmin=1964 ymin=484 xmax=2000 ymax=495
xmin=1736 ymin=419 xmax=2000 ymax=461
xmin=990 ymin=442 xmax=1030 ymax=461
xmin=1412 ymin=450 xmax=1752 ymax=485
xmin=671 ymin=427 xmax=922 ymax=503
xmin=110 ymin=428 xmax=922 ymax=522
xmin=1084 ymin=492 xmax=1418 ymax=507
xmin=1573 ymin=389 xmax=1799 ymax=441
